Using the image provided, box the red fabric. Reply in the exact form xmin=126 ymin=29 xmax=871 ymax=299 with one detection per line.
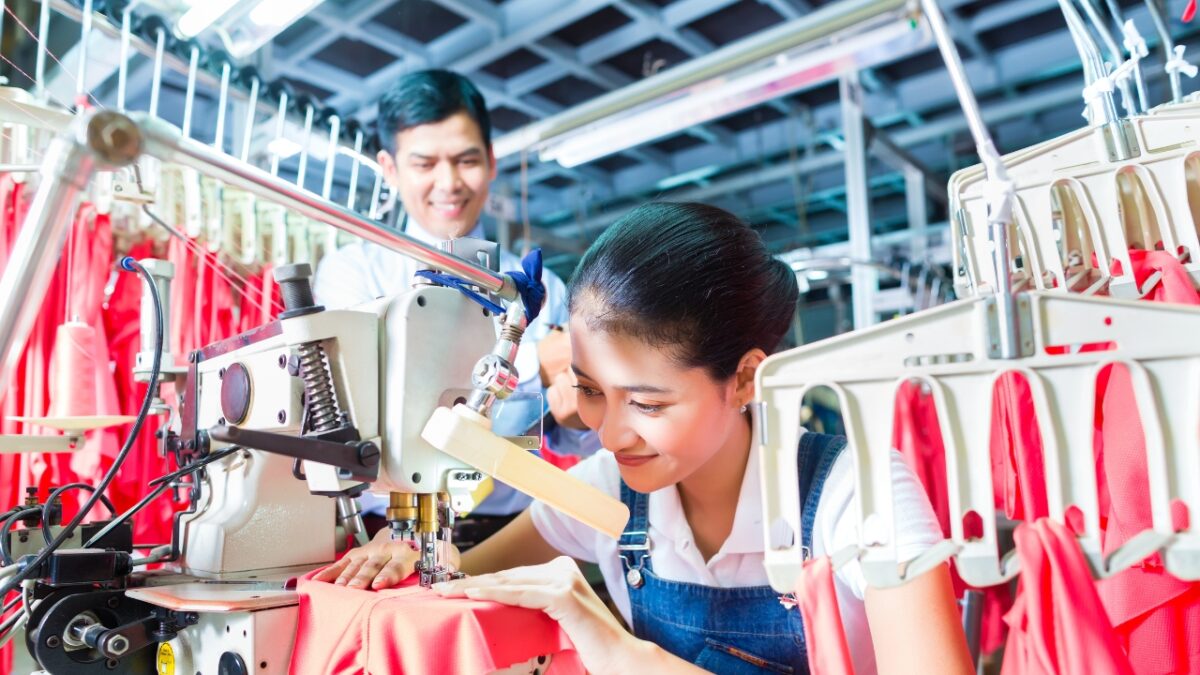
xmin=289 ymin=568 xmax=584 ymax=675
xmin=892 ymin=380 xmax=1010 ymax=654
xmin=1126 ymin=250 xmax=1200 ymax=306
xmin=1184 ymin=0 xmax=1196 ymax=23
xmin=796 ymin=556 xmax=855 ymax=675
xmin=990 ymin=374 xmax=1050 ymax=523
xmin=1001 ymin=519 xmax=1135 ymax=675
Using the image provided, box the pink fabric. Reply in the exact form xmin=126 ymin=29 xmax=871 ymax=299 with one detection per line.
xmin=1125 ymin=249 xmax=1200 ymax=306
xmin=1001 ymin=519 xmax=1135 ymax=675
xmin=892 ymin=380 xmax=1011 ymax=655
xmin=795 ymin=556 xmax=855 ymax=675
xmin=990 ymin=373 xmax=1050 ymax=523
xmin=289 ymin=569 xmax=584 ymax=675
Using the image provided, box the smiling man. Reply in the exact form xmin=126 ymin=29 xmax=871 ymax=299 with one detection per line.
xmin=314 ymin=69 xmax=596 ymax=545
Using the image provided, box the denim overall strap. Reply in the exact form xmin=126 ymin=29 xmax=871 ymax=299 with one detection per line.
xmin=612 ymin=434 xmax=848 ymax=674
xmin=797 ymin=432 xmax=849 ymax=557
xmin=617 ymin=481 xmax=653 ymax=587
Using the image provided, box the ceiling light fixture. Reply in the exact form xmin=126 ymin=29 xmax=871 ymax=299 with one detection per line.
xmin=176 ymin=0 xmax=327 ymax=58
xmin=535 ymin=14 xmax=930 ymax=168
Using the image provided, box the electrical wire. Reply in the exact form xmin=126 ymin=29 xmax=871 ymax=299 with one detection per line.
xmin=0 ymin=258 xmax=163 ymax=599
xmin=82 ymin=445 xmax=241 ymax=548
xmin=1 ymin=507 xmax=41 ymax=566
xmin=40 ymin=482 xmax=116 ymax=545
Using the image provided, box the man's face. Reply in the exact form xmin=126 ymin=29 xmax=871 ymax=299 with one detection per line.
xmin=377 ymin=111 xmax=496 ymax=240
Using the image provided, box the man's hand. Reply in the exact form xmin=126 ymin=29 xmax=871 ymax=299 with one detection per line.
xmin=313 ymin=527 xmax=424 ymax=589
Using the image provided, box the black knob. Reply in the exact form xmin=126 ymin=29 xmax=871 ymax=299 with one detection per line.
xmin=273 ymin=263 xmax=323 ymax=319
xmin=218 ymin=651 xmax=249 ymax=675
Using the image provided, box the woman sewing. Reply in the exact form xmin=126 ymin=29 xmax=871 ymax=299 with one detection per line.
xmin=316 ymin=202 xmax=972 ymax=675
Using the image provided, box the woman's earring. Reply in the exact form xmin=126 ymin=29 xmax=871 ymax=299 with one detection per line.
xmin=740 ymin=404 xmax=749 ymax=413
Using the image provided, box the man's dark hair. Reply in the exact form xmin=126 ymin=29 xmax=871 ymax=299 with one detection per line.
xmin=376 ymin=69 xmax=491 ymax=154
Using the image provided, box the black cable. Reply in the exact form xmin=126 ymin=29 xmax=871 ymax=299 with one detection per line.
xmin=0 ymin=258 xmax=163 ymax=598
xmin=40 ymin=483 xmax=117 ymax=545
xmin=84 ymin=446 xmax=243 ymax=548
xmin=1 ymin=507 xmax=41 ymax=566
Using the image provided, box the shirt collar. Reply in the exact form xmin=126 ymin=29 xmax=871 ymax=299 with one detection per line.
xmin=646 ymin=441 xmax=766 ymax=555
xmin=404 ymin=218 xmax=485 ymax=245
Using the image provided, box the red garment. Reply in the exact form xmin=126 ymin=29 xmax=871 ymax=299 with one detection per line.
xmin=1125 ymin=250 xmax=1200 ymax=306
xmin=1093 ymin=364 xmax=1200 ymax=673
xmin=892 ymin=380 xmax=1010 ymax=654
xmin=990 ymin=374 xmax=1050 ymax=523
xmin=1001 ymin=519 xmax=1134 ymax=675
xmin=289 ymin=569 xmax=583 ymax=675
xmin=796 ymin=556 xmax=855 ymax=675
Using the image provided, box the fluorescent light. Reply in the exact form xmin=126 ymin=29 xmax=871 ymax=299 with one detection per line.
xmin=268 ymin=137 xmax=303 ymax=159
xmin=177 ymin=0 xmax=240 ymax=38
xmin=228 ymin=0 xmax=327 ymax=58
xmin=806 ymin=270 xmax=830 ymax=281
xmin=538 ymin=16 xmax=931 ymax=168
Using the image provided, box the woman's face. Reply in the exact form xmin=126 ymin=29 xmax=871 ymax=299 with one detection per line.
xmin=568 ymin=314 xmax=745 ymax=493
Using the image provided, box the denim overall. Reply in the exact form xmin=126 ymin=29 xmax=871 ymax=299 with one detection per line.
xmin=617 ymin=432 xmax=848 ymax=674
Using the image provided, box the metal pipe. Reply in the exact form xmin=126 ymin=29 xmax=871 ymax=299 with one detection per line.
xmin=240 ymin=77 xmax=260 ymax=163
xmin=270 ymin=92 xmax=288 ymax=176
xmin=1145 ymin=0 xmax=1182 ymax=102
xmin=1078 ymin=0 xmax=1137 ymax=115
xmin=296 ymin=103 xmax=315 ymax=190
xmin=0 ymin=113 xmax=140 ymax=399
xmin=494 ymin=0 xmax=908 ymax=158
xmin=35 ymin=0 xmax=51 ymax=101
xmin=117 ymin=9 xmax=132 ymax=110
xmin=368 ymin=173 xmax=383 ymax=220
xmin=149 ymin=27 xmax=165 ymax=118
xmin=214 ymin=61 xmax=231 ymax=153
xmin=182 ymin=45 xmax=200 ymax=139
xmin=322 ymin=115 xmax=340 ymax=200
xmin=347 ymin=130 xmax=363 ymax=211
xmin=128 ymin=113 xmax=515 ymax=298
xmin=75 ymin=0 xmax=94 ymax=103
xmin=920 ymin=0 xmax=1020 ymax=358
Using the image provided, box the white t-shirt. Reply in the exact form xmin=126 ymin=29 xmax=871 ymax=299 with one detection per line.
xmin=529 ymin=436 xmax=942 ymax=675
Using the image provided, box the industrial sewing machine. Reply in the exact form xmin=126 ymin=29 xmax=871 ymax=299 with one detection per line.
xmin=1 ymin=111 xmax=627 ymax=675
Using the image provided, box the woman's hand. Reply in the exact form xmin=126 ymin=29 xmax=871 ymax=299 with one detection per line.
xmin=312 ymin=527 xmax=424 ymax=590
xmin=433 ymin=557 xmax=653 ymax=674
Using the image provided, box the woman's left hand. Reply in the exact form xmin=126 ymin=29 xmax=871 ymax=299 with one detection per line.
xmin=433 ymin=556 xmax=646 ymax=675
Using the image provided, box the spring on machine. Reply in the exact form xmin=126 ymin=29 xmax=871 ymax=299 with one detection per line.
xmin=297 ymin=341 xmax=342 ymax=432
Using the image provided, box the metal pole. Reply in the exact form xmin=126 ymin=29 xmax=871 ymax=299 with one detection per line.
xmin=130 ymin=113 xmax=516 ymax=299
xmin=75 ymin=0 xmax=94 ymax=104
xmin=270 ymin=92 xmax=288 ymax=176
xmin=214 ymin=61 xmax=231 ymax=153
xmin=322 ymin=115 xmax=340 ymax=200
xmin=1145 ymin=0 xmax=1182 ymax=103
xmin=117 ymin=9 xmax=132 ymax=110
xmin=920 ymin=0 xmax=1020 ymax=358
xmin=905 ymin=164 xmax=928 ymax=261
xmin=368 ymin=172 xmax=383 ymax=220
xmin=346 ymin=130 xmax=363 ymax=210
xmin=149 ymin=27 xmax=165 ymax=118
xmin=840 ymin=71 xmax=875 ymax=330
xmin=296 ymin=103 xmax=315 ymax=190
xmin=240 ymin=77 xmax=260 ymax=163
xmin=182 ymin=45 xmax=200 ymax=139
xmin=35 ymin=0 xmax=51 ymax=101
xmin=0 ymin=113 xmax=140 ymax=399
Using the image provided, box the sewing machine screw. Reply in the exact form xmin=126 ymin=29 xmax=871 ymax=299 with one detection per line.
xmin=278 ymin=354 xmax=287 ymax=369
xmin=45 ymin=635 xmax=60 ymax=649
xmin=218 ymin=368 xmax=226 ymax=379
xmin=105 ymin=658 xmax=119 ymax=669
xmin=218 ymin=417 xmax=226 ymax=426
xmin=107 ymin=597 xmax=120 ymax=608
xmin=412 ymin=473 xmax=422 ymax=483
xmin=277 ymin=410 xmax=287 ymax=424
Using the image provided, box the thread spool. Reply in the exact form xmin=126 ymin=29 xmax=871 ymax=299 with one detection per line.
xmin=48 ymin=321 xmax=100 ymax=418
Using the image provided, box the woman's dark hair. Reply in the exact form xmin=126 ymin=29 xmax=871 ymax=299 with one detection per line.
xmin=569 ymin=202 xmax=799 ymax=381
xmin=377 ymin=69 xmax=491 ymax=154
